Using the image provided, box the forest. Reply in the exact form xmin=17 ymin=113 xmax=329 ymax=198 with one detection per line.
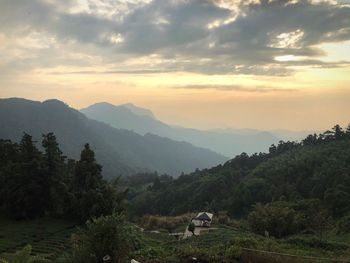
xmin=130 ymin=125 xmax=350 ymax=220
xmin=0 ymin=133 xmax=125 ymax=222
xmin=1 ymin=124 xmax=350 ymax=262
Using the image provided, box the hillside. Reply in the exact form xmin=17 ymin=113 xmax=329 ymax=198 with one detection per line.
xmin=0 ymin=98 xmax=226 ymax=177
xmin=129 ymin=126 xmax=350 ymax=217
xmin=81 ymin=102 xmax=282 ymax=157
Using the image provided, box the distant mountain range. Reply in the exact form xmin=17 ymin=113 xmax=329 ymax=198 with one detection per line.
xmin=0 ymin=98 xmax=226 ymax=178
xmin=81 ymin=102 xmax=311 ymax=157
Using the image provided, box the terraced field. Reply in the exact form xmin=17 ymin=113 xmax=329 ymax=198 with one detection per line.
xmin=0 ymin=217 xmax=76 ymax=261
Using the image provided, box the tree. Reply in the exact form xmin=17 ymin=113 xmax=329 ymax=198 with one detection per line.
xmin=324 ymin=185 xmax=350 ymax=217
xmin=248 ymin=203 xmax=299 ymax=238
xmin=332 ymin=124 xmax=344 ymax=140
xmin=0 ymin=140 xmax=19 ymax=209
xmin=310 ymin=208 xmax=332 ymax=240
xmin=3 ymin=133 xmax=49 ymax=219
xmin=346 ymin=124 xmax=350 ymax=137
xmin=42 ymin=133 xmax=68 ymax=215
xmin=70 ymin=214 xmax=135 ymax=263
xmin=72 ymin=144 xmax=117 ymax=222
xmin=268 ymin=144 xmax=277 ymax=155
xmin=73 ymin=144 xmax=103 ymax=191
xmin=302 ymin=134 xmax=318 ymax=145
xmin=188 ymin=222 xmax=195 ymax=236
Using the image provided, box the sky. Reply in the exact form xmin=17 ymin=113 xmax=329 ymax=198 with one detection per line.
xmin=0 ymin=0 xmax=350 ymax=131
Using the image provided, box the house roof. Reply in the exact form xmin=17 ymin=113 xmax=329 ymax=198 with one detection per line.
xmin=194 ymin=212 xmax=213 ymax=221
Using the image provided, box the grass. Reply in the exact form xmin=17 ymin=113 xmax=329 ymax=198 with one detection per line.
xmin=1 ymin=216 xmax=350 ymax=263
xmin=0 ymin=217 xmax=76 ymax=262
xmin=134 ymin=222 xmax=350 ymax=263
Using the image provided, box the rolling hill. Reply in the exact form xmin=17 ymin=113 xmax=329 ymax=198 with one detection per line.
xmin=129 ymin=127 xmax=350 ymax=216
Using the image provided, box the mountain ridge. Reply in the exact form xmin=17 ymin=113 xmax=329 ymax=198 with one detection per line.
xmin=81 ymin=102 xmax=302 ymax=157
xmin=0 ymin=98 xmax=226 ymax=178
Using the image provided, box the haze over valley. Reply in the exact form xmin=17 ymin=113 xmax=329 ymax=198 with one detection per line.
xmin=81 ymin=101 xmax=311 ymax=158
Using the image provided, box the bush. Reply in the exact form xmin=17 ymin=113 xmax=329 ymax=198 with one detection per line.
xmin=248 ymin=203 xmax=300 ymax=238
xmin=225 ymin=244 xmax=242 ymax=260
xmin=337 ymin=215 xmax=350 ymax=233
xmin=229 ymin=237 xmax=259 ymax=249
xmin=139 ymin=214 xmax=193 ymax=232
xmin=0 ymin=245 xmax=46 ymax=263
xmin=69 ymin=213 xmax=136 ymax=263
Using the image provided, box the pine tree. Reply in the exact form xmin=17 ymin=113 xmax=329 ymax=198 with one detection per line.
xmin=72 ymin=144 xmax=116 ymax=222
xmin=42 ymin=132 xmax=68 ymax=215
xmin=4 ymin=133 xmax=48 ymax=219
xmin=74 ymin=143 xmax=103 ymax=191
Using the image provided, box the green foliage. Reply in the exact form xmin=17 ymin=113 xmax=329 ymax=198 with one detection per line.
xmin=248 ymin=203 xmax=300 ymax=238
xmin=337 ymin=215 xmax=350 ymax=234
xmin=139 ymin=214 xmax=192 ymax=233
xmin=42 ymin=133 xmax=69 ymax=215
xmin=0 ymin=133 xmax=125 ymax=222
xmin=69 ymin=214 xmax=135 ymax=263
xmin=1 ymin=245 xmax=46 ymax=263
xmin=129 ymin=124 xmax=350 ymax=226
xmin=70 ymin=144 xmax=121 ymax=222
xmin=1 ymin=134 xmax=49 ymax=219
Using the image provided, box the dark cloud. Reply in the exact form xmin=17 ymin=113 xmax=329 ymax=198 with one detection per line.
xmin=0 ymin=0 xmax=350 ymax=75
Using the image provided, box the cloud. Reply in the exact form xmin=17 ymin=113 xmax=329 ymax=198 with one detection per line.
xmin=172 ymin=84 xmax=297 ymax=92
xmin=0 ymin=0 xmax=350 ymax=76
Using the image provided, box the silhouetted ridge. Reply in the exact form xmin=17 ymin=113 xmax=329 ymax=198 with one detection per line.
xmin=0 ymin=98 xmax=226 ymax=178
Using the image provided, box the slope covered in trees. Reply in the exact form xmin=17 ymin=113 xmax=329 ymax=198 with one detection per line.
xmin=130 ymin=125 xmax=350 ymax=221
xmin=0 ymin=133 xmax=121 ymax=222
xmin=0 ymin=98 xmax=226 ymax=177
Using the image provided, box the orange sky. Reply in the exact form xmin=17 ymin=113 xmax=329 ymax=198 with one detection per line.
xmin=0 ymin=0 xmax=350 ymax=131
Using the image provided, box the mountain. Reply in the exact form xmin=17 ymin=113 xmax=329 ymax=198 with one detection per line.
xmin=81 ymin=102 xmax=281 ymax=157
xmin=0 ymin=98 xmax=226 ymax=178
xmin=121 ymin=103 xmax=156 ymax=119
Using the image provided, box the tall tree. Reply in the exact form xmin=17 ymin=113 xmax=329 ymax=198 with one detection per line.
xmin=346 ymin=124 xmax=350 ymax=137
xmin=42 ymin=133 xmax=68 ymax=215
xmin=4 ymin=133 xmax=49 ymax=219
xmin=74 ymin=144 xmax=103 ymax=191
xmin=332 ymin=124 xmax=344 ymax=140
xmin=72 ymin=144 xmax=117 ymax=222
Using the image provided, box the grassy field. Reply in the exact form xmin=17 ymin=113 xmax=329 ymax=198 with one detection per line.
xmin=134 ymin=222 xmax=350 ymax=263
xmin=0 ymin=217 xmax=76 ymax=262
xmin=1 ymin=216 xmax=350 ymax=263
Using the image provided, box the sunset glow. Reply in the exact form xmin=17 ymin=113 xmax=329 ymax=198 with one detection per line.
xmin=1 ymin=0 xmax=350 ymax=131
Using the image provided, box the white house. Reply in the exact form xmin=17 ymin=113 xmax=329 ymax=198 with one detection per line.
xmin=191 ymin=212 xmax=213 ymax=227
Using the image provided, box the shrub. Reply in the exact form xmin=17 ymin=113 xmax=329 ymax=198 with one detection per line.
xmin=229 ymin=237 xmax=259 ymax=249
xmin=139 ymin=214 xmax=193 ymax=231
xmin=69 ymin=213 xmax=136 ymax=263
xmin=248 ymin=203 xmax=300 ymax=238
xmin=0 ymin=245 xmax=46 ymax=263
xmin=225 ymin=244 xmax=242 ymax=260
xmin=337 ymin=215 xmax=350 ymax=233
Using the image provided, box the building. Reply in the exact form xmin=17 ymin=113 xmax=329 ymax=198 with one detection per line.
xmin=191 ymin=212 xmax=213 ymax=227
